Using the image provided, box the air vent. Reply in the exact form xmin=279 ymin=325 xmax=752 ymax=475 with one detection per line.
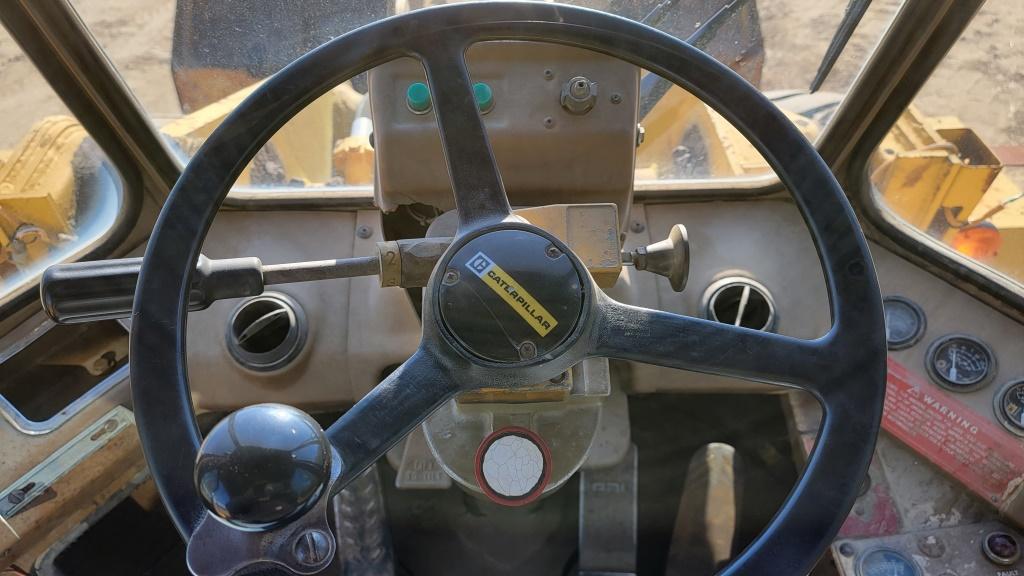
xmin=227 ymin=292 xmax=306 ymax=372
xmin=702 ymin=277 xmax=776 ymax=332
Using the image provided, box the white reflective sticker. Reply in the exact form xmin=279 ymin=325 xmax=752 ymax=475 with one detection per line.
xmin=481 ymin=434 xmax=544 ymax=497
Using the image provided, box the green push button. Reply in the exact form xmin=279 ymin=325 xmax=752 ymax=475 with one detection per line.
xmin=406 ymin=82 xmax=431 ymax=114
xmin=473 ymin=82 xmax=494 ymax=113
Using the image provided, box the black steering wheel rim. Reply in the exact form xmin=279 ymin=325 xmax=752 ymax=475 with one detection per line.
xmin=130 ymin=3 xmax=886 ymax=574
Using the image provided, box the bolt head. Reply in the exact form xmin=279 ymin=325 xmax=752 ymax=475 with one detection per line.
xmin=293 ymin=529 xmax=333 ymax=567
xmin=519 ymin=341 xmax=538 ymax=360
xmin=560 ymin=76 xmax=597 ymax=115
xmin=356 ymin=225 xmax=373 ymax=239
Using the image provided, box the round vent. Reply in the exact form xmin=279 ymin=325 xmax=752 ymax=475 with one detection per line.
xmin=227 ymin=292 xmax=307 ymax=372
xmin=702 ymin=277 xmax=776 ymax=332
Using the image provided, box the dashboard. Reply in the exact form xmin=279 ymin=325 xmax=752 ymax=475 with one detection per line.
xmin=0 ymin=40 xmax=1023 ymax=575
xmin=192 ymin=201 xmax=1024 ymax=575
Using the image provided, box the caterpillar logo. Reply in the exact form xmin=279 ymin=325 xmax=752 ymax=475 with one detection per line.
xmin=465 ymin=252 xmax=558 ymax=337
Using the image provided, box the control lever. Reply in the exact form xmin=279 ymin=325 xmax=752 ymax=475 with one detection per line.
xmin=622 ymin=223 xmax=690 ymax=291
xmin=41 ymin=237 xmax=455 ymax=325
xmin=40 ymin=255 xmax=378 ymax=324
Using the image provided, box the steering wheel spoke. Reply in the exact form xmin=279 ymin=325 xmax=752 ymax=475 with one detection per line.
xmin=592 ymin=296 xmax=830 ymax=393
xmin=324 ymin=348 xmax=460 ymax=491
xmin=128 ymin=5 xmax=886 ymax=574
xmin=417 ymin=41 xmax=513 ymax=233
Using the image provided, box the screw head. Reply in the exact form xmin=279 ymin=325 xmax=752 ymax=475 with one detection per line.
xmin=838 ymin=542 xmax=854 ymax=557
xmin=543 ymin=116 xmax=555 ymax=129
xmin=442 ymin=269 xmax=460 ymax=285
xmin=519 ymin=341 xmax=538 ymax=360
xmin=610 ymin=93 xmax=623 ymax=104
xmin=545 ymin=245 xmax=561 ymax=259
xmin=356 ymin=225 xmax=373 ymax=239
xmin=543 ymin=68 xmax=554 ymax=80
xmin=917 ymin=534 xmax=946 ymax=558
xmin=630 ymin=221 xmax=645 ymax=234
xmin=293 ymin=529 xmax=332 ymax=567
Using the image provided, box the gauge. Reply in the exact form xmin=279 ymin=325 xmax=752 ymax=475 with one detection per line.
xmin=995 ymin=380 xmax=1024 ymax=437
xmin=883 ymin=296 xmax=926 ymax=350
xmin=925 ymin=334 xmax=996 ymax=392
xmin=857 ymin=548 xmax=921 ymax=576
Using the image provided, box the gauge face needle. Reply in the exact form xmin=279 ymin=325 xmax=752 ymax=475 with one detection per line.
xmin=948 ymin=348 xmax=959 ymax=381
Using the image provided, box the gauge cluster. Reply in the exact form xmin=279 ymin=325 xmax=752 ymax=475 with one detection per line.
xmin=883 ymin=294 xmax=1023 ymax=438
xmin=836 ymin=522 xmax=1023 ymax=576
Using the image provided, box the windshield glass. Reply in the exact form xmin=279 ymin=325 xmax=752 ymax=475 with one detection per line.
xmin=71 ymin=0 xmax=901 ymax=190
xmin=0 ymin=25 xmax=123 ymax=307
xmin=870 ymin=0 xmax=1024 ymax=288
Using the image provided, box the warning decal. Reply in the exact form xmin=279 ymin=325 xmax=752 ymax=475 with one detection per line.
xmin=883 ymin=359 xmax=1024 ymax=503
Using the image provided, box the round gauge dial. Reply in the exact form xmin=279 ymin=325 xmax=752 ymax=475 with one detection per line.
xmin=925 ymin=335 xmax=996 ymax=392
xmin=883 ymin=296 xmax=926 ymax=350
xmin=995 ymin=380 xmax=1024 ymax=437
xmin=857 ymin=548 xmax=920 ymax=576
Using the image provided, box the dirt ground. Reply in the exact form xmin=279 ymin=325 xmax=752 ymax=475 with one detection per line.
xmin=1 ymin=1 xmax=1021 ymax=154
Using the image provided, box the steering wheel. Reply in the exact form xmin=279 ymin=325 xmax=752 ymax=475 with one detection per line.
xmin=129 ymin=3 xmax=886 ymax=575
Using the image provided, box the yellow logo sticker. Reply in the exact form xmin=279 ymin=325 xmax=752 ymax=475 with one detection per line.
xmin=465 ymin=252 xmax=558 ymax=337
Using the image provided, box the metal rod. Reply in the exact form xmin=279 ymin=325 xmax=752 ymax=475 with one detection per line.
xmin=262 ymin=256 xmax=380 ymax=285
xmin=639 ymin=0 xmax=751 ymax=119
xmin=809 ymin=0 xmax=873 ymax=93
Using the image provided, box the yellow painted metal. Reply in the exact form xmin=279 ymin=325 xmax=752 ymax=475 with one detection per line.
xmin=871 ymin=106 xmax=1024 ymax=281
xmin=0 ymin=116 xmax=84 ymax=282
xmin=873 ymin=108 xmax=1002 ymax=229
xmin=636 ymin=85 xmax=819 ymax=179
xmin=161 ymin=83 xmax=335 ymax=186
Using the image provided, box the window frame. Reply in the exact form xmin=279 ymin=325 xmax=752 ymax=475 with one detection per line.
xmin=833 ymin=0 xmax=1024 ymax=323
xmin=0 ymin=0 xmax=160 ymax=321
xmin=2 ymin=0 xmax=1019 ymax=326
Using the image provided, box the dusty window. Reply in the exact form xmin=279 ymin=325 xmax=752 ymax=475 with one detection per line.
xmin=870 ymin=2 xmax=1024 ymax=286
xmin=72 ymin=0 xmax=901 ymax=190
xmin=0 ymin=26 xmax=124 ymax=307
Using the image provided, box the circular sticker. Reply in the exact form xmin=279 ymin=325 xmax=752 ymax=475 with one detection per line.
xmin=474 ymin=427 xmax=551 ymax=506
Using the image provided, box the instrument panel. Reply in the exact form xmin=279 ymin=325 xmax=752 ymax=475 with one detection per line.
xmin=1 ymin=197 xmax=1023 ymax=571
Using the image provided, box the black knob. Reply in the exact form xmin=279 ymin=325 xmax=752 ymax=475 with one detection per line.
xmin=194 ymin=404 xmax=331 ymax=530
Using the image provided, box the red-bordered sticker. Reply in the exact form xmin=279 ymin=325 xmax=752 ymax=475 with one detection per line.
xmin=474 ymin=426 xmax=552 ymax=507
xmin=883 ymin=358 xmax=1024 ymax=503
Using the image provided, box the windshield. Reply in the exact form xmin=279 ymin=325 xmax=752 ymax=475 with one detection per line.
xmin=69 ymin=0 xmax=901 ymax=190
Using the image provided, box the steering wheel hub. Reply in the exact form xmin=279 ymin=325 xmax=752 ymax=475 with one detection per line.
xmin=438 ymin=228 xmax=584 ymax=363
